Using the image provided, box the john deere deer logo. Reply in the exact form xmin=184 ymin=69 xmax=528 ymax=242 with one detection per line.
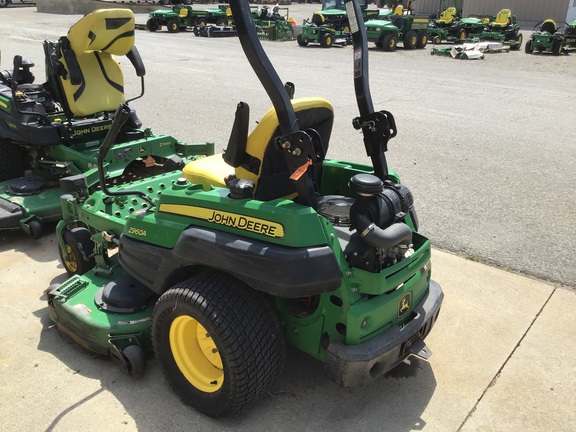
xmin=398 ymin=292 xmax=412 ymax=318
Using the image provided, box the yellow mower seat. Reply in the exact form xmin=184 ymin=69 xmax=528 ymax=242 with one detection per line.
xmin=58 ymin=9 xmax=136 ymax=116
xmin=183 ymin=97 xmax=334 ymax=200
xmin=179 ymin=8 xmax=188 ymax=18
xmin=540 ymin=20 xmax=557 ymax=34
xmin=490 ymin=9 xmax=511 ymax=28
xmin=393 ymin=5 xmax=404 ymax=15
xmin=182 ymin=154 xmax=229 ymax=190
xmin=437 ymin=7 xmax=456 ymax=25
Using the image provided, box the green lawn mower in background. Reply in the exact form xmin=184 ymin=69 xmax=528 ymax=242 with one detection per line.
xmin=253 ymin=5 xmax=296 ymax=42
xmin=297 ymin=25 xmax=351 ymax=48
xmin=0 ymin=10 xmax=212 ymax=238
xmin=47 ymin=0 xmax=443 ymax=418
xmin=311 ymin=0 xmax=380 ymax=31
xmin=298 ymin=0 xmax=383 ymax=48
xmin=525 ymin=20 xmax=565 ymax=55
xmin=564 ymin=20 xmax=576 ymax=51
xmin=471 ymin=8 xmax=523 ymax=50
xmin=426 ymin=0 xmax=484 ymax=44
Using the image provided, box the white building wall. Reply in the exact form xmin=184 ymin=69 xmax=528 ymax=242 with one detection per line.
xmin=413 ymin=0 xmax=569 ymax=22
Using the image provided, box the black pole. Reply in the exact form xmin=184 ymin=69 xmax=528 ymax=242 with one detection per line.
xmin=229 ymin=1 xmax=298 ymax=136
xmin=345 ymin=0 xmax=391 ymax=181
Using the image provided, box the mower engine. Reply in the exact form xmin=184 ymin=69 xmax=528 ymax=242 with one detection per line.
xmin=346 ymin=173 xmax=416 ymax=272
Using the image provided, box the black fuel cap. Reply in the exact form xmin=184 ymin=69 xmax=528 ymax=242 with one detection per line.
xmin=228 ymin=178 xmax=254 ymax=199
xmin=348 ymin=174 xmax=383 ymax=196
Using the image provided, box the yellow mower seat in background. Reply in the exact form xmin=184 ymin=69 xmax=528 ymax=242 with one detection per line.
xmin=59 ymin=9 xmax=135 ymax=116
xmin=182 ymin=97 xmax=334 ymax=200
xmin=437 ymin=7 xmax=456 ymax=25
xmin=179 ymin=8 xmax=188 ymax=18
xmin=490 ymin=9 xmax=511 ymax=28
xmin=540 ymin=19 xmax=557 ymax=34
xmin=393 ymin=5 xmax=404 ymax=15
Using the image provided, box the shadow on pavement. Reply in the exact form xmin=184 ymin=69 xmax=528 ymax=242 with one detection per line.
xmin=34 ymin=298 xmax=437 ymax=431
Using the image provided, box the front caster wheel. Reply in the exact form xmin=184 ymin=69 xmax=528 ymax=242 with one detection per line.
xmin=58 ymin=227 xmax=95 ymax=276
xmin=152 ymin=272 xmax=285 ymax=418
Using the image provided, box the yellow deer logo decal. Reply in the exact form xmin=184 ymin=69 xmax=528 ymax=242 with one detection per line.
xmin=398 ymin=292 xmax=412 ymax=318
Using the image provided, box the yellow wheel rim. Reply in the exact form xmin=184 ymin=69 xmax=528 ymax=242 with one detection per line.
xmin=170 ymin=316 xmax=223 ymax=393
xmin=411 ymin=36 xmax=417 ymax=45
xmin=63 ymin=244 xmax=78 ymax=273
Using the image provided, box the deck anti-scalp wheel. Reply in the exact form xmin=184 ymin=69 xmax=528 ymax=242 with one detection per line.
xmin=152 ymin=272 xmax=285 ymax=418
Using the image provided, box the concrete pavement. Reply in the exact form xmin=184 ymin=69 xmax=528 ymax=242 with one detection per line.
xmin=1 ymin=228 xmax=574 ymax=431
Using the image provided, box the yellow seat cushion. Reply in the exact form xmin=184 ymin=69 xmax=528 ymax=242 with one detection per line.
xmin=182 ymin=154 xmax=231 ymax=191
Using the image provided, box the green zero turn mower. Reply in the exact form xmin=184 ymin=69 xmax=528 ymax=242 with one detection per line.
xmin=252 ymin=5 xmax=296 ymax=42
xmin=564 ymin=20 xmax=576 ymax=51
xmin=0 ymin=9 xmax=211 ymax=238
xmin=297 ymin=0 xmax=381 ymax=48
xmin=471 ymin=8 xmax=523 ymax=50
xmin=525 ymin=20 xmax=568 ymax=56
xmin=47 ymin=0 xmax=443 ymax=418
xmin=426 ymin=1 xmax=484 ymax=44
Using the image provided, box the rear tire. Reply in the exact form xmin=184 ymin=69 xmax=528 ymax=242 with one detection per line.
xmin=458 ymin=28 xmax=467 ymax=41
xmin=216 ymin=18 xmax=227 ymax=26
xmin=552 ymin=40 xmax=562 ymax=56
xmin=152 ymin=272 xmax=285 ymax=418
xmin=525 ymin=40 xmax=533 ymax=54
xmin=416 ymin=30 xmax=428 ymax=48
xmin=297 ymin=33 xmax=308 ymax=46
xmin=403 ymin=30 xmax=417 ymax=49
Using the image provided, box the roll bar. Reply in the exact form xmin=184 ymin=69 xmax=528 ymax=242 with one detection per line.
xmin=344 ymin=0 xmax=397 ymax=182
xmin=228 ymin=1 xmax=298 ymax=137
